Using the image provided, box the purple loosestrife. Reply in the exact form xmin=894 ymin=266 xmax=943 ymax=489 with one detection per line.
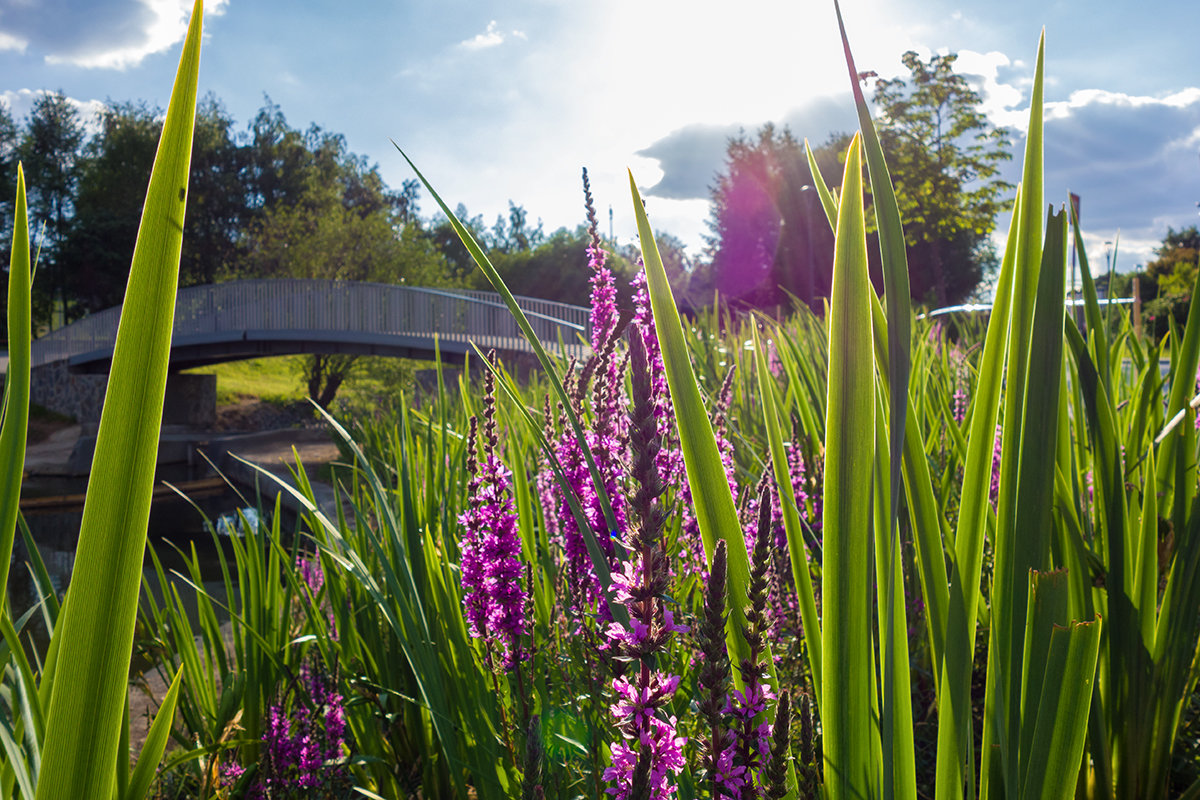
xmin=952 ymin=349 xmax=969 ymax=425
xmin=234 ymin=662 xmax=350 ymax=799
xmin=583 ymin=168 xmax=619 ymax=355
xmin=536 ymin=395 xmax=563 ymax=542
xmin=458 ymin=359 xmax=528 ymax=667
xmin=990 ymin=424 xmax=1003 ymax=508
xmin=630 ymin=269 xmax=684 ymax=489
xmin=763 ymin=692 xmax=792 ymax=800
xmin=695 ymin=541 xmax=740 ymax=799
xmin=766 ymin=338 xmax=783 ymax=378
xmin=296 ymin=551 xmax=338 ymax=640
xmin=729 ymin=487 xmax=779 ymax=799
xmin=603 ymin=333 xmax=687 ymax=800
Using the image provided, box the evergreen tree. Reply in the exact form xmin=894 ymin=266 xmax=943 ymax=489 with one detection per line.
xmin=19 ymin=91 xmax=87 ymax=327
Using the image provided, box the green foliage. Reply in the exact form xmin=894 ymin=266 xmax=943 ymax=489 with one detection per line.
xmin=0 ymin=102 xmax=17 ymax=259
xmin=59 ymin=102 xmax=163 ymax=316
xmin=8 ymin=11 xmax=1200 ymax=800
xmin=181 ymin=94 xmax=253 ymax=287
xmin=233 ymin=113 xmax=452 ymax=406
xmin=1104 ymin=226 xmax=1199 ymax=339
xmin=17 ymin=90 xmax=86 ymax=329
xmin=487 ymin=226 xmax=632 ymax=306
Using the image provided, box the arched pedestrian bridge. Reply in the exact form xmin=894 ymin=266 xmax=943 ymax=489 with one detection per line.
xmin=31 ymin=279 xmax=591 ymax=373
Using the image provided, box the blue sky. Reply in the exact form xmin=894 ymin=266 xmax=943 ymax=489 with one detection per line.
xmin=2 ymin=0 xmax=1199 ymax=275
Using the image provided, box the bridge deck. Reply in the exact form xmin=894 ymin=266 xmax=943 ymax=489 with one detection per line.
xmin=31 ymin=279 xmax=591 ymax=372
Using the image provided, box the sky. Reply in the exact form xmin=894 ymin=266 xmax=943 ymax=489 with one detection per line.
xmin=2 ymin=0 xmax=1199 ymax=281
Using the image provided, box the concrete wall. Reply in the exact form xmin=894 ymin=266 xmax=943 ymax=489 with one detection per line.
xmin=31 ymin=361 xmax=217 ymax=428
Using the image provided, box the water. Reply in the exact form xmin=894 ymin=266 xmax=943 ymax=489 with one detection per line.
xmin=13 ymin=465 xmax=291 ymax=659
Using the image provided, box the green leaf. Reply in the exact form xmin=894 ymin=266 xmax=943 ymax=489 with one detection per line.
xmin=1020 ymin=615 xmax=1102 ymax=800
xmin=35 ymin=4 xmax=202 ymax=797
xmin=819 ymin=133 xmax=878 ymax=800
xmin=935 ymin=184 xmax=1023 ymax=800
xmin=980 ymin=31 xmax=1048 ymax=796
xmin=752 ymin=324 xmax=822 ymax=703
xmin=0 ymin=164 xmax=31 ymax=607
xmin=630 ymin=171 xmax=765 ymax=684
xmin=123 ymin=670 xmax=184 ymax=800
xmin=830 ymin=16 xmax=914 ymax=795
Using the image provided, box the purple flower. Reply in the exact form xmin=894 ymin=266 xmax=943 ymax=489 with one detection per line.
xmin=589 ymin=245 xmax=619 ymax=353
xmin=458 ymin=451 xmax=527 ymax=667
xmin=603 ymin=716 xmax=688 ymax=800
xmin=230 ymin=664 xmax=349 ymax=799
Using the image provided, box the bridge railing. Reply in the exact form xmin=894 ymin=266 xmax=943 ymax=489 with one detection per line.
xmin=31 ymin=280 xmax=591 ymax=368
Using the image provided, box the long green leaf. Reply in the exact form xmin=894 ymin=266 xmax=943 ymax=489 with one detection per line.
xmin=751 ymin=324 xmax=822 ymax=703
xmin=35 ymin=4 xmax=201 ymax=796
xmin=0 ymin=164 xmax=31 ymax=606
xmin=1020 ymin=616 xmax=1102 ymax=800
xmin=820 ymin=133 xmax=878 ymax=800
xmin=831 ymin=15 xmax=914 ymax=795
xmin=980 ymin=31 xmax=1047 ymax=797
xmin=631 ymin=172 xmax=780 ymax=699
xmin=935 ymin=183 xmax=1023 ymax=798
xmin=123 ymin=670 xmax=184 ymax=800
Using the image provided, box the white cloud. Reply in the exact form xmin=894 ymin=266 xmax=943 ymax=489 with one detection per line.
xmin=1 ymin=89 xmax=107 ymax=135
xmin=52 ymin=0 xmax=228 ymax=69
xmin=0 ymin=0 xmax=228 ymax=70
xmin=0 ymin=29 xmax=28 ymax=53
xmin=953 ymin=49 xmax=1026 ymax=128
xmin=458 ymin=20 xmax=525 ymax=52
xmin=1046 ymin=87 xmax=1200 ymax=119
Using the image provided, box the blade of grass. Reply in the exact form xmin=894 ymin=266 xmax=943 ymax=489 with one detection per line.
xmin=1020 ymin=616 xmax=1103 ymax=800
xmin=35 ymin=4 xmax=202 ymax=796
xmin=935 ymin=184 xmax=1022 ymax=798
xmin=980 ymin=31 xmax=1047 ymax=797
xmin=831 ymin=14 xmax=914 ymax=792
xmin=0 ymin=164 xmax=31 ymax=607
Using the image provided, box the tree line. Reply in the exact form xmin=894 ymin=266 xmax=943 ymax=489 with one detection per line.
xmin=9 ymin=50 xmax=1178 ymax=343
xmin=0 ymin=92 xmax=626 ymax=340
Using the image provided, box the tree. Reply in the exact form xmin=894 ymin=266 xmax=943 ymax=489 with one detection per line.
xmin=19 ymin=91 xmax=87 ymax=328
xmin=701 ymin=125 xmax=840 ymax=311
xmin=489 ymin=201 xmax=545 ymax=254
xmin=485 ymin=226 xmax=629 ymax=306
xmin=58 ymin=102 xmax=162 ymax=316
xmin=1 ymin=102 xmax=18 ymax=338
xmin=238 ymin=118 xmax=450 ymax=406
xmin=1146 ymin=225 xmax=1200 ymax=296
xmin=429 ymin=204 xmax=490 ymax=282
xmin=1 ymin=102 xmax=17 ymax=242
xmin=181 ymin=94 xmax=251 ymax=287
xmin=871 ymin=51 xmax=1013 ymax=305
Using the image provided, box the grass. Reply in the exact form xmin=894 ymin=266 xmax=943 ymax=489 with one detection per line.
xmin=183 ymin=355 xmax=420 ymax=408
xmin=184 ymin=357 xmax=309 ymax=406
